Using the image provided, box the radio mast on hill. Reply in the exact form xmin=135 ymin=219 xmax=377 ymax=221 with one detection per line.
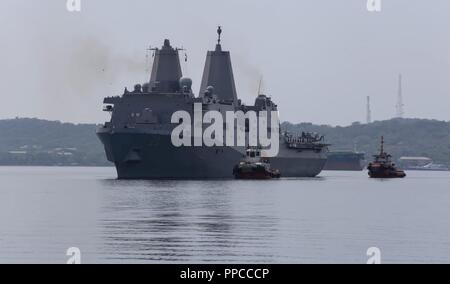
xmin=366 ymin=96 xmax=372 ymax=124
xmin=395 ymin=74 xmax=404 ymax=118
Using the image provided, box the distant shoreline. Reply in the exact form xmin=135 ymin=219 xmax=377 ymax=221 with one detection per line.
xmin=2 ymin=117 xmax=450 ymax=166
xmin=0 ymin=165 xmax=114 ymax=168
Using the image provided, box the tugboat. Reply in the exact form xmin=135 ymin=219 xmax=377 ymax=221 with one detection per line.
xmin=367 ymin=136 xmax=406 ymax=178
xmin=233 ymin=147 xmax=281 ymax=179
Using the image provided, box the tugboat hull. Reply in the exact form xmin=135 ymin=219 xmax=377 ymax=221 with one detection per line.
xmin=368 ymin=169 xmax=406 ymax=178
xmin=233 ymin=164 xmax=281 ymax=180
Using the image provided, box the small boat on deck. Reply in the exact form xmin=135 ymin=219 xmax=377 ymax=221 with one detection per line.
xmin=233 ymin=147 xmax=281 ymax=180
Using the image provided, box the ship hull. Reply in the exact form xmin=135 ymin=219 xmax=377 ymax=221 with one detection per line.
xmin=324 ymin=152 xmax=365 ymax=171
xmin=97 ymin=130 xmax=327 ymax=179
xmin=324 ymin=160 xmax=364 ymax=171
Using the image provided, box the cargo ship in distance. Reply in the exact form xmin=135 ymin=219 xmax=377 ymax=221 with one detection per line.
xmin=97 ymin=27 xmax=329 ymax=179
xmin=324 ymin=151 xmax=366 ymax=171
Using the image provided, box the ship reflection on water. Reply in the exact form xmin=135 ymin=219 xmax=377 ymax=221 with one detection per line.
xmin=2 ymin=167 xmax=450 ymax=263
xmin=98 ymin=180 xmax=280 ymax=263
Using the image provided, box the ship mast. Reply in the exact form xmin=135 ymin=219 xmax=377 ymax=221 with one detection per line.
xmin=380 ymin=136 xmax=384 ymax=155
xmin=258 ymin=76 xmax=265 ymax=96
xmin=217 ymin=26 xmax=222 ymax=45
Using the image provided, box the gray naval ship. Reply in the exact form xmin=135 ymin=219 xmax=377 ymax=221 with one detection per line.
xmin=97 ymin=28 xmax=329 ymax=179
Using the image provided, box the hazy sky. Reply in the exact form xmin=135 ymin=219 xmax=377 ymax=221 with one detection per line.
xmin=1 ymin=0 xmax=449 ymax=125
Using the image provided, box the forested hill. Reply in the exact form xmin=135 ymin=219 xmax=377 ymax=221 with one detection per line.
xmin=0 ymin=118 xmax=108 ymax=166
xmin=1 ymin=118 xmax=450 ymax=166
xmin=283 ymin=118 xmax=450 ymax=164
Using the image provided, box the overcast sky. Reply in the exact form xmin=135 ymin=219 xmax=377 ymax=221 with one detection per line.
xmin=1 ymin=0 xmax=449 ymax=125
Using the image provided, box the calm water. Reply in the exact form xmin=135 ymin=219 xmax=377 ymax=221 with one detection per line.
xmin=1 ymin=167 xmax=450 ymax=264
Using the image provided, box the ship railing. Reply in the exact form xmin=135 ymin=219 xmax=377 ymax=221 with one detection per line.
xmin=286 ymin=142 xmax=329 ymax=150
xmin=285 ymin=137 xmax=324 ymax=145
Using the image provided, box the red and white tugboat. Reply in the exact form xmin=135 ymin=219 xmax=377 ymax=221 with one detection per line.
xmin=233 ymin=147 xmax=281 ymax=180
xmin=367 ymin=136 xmax=406 ymax=178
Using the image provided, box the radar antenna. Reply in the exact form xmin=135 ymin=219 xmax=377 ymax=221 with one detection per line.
xmin=217 ymin=26 xmax=222 ymax=45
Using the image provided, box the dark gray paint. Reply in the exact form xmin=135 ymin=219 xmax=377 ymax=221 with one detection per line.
xmin=97 ymin=32 xmax=328 ymax=179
